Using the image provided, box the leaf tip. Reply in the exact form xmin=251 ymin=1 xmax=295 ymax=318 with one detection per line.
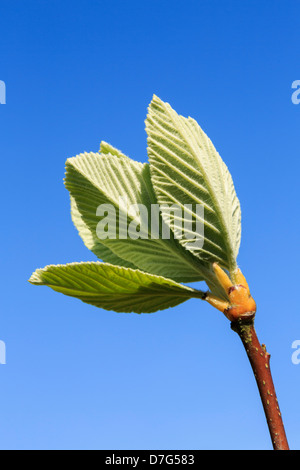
xmin=28 ymin=269 xmax=42 ymax=285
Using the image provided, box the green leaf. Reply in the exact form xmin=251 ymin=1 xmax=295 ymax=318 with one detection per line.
xmin=65 ymin=149 xmax=206 ymax=283
xmin=99 ymin=141 xmax=125 ymax=157
xmin=146 ymin=95 xmax=241 ymax=274
xmin=29 ymin=262 xmax=205 ymax=313
xmin=70 ymin=195 xmax=138 ymax=269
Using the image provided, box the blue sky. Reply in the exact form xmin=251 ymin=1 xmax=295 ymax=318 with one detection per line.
xmin=0 ymin=0 xmax=299 ymax=450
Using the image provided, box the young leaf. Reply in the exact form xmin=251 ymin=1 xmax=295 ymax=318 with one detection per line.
xmin=70 ymin=195 xmax=138 ymax=269
xmin=65 ymin=151 xmax=207 ymax=283
xmin=29 ymin=262 xmax=205 ymax=313
xmin=146 ymin=95 xmax=241 ymax=274
xmin=99 ymin=141 xmax=125 ymax=157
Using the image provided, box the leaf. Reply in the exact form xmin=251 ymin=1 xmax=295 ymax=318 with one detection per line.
xmin=146 ymin=95 xmax=241 ymax=274
xmin=99 ymin=141 xmax=125 ymax=157
xmin=70 ymin=195 xmax=138 ymax=269
xmin=29 ymin=262 xmax=205 ymax=313
xmin=65 ymin=149 xmax=207 ymax=283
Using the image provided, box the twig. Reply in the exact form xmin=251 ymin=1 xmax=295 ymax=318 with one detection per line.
xmin=231 ymin=319 xmax=289 ymax=450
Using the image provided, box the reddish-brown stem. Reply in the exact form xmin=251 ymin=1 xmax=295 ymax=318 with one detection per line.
xmin=231 ymin=319 xmax=289 ymax=450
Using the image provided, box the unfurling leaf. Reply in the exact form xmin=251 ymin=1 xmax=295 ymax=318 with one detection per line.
xmin=30 ymin=95 xmax=243 ymax=311
xmin=146 ymin=95 xmax=241 ymax=275
xmin=29 ymin=262 xmax=205 ymax=313
xmin=65 ymin=150 xmax=205 ymax=283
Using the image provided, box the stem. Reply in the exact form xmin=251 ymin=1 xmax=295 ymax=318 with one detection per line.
xmin=231 ymin=319 xmax=289 ymax=450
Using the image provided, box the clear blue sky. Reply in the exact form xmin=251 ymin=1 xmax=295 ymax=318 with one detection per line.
xmin=0 ymin=0 xmax=299 ymax=450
